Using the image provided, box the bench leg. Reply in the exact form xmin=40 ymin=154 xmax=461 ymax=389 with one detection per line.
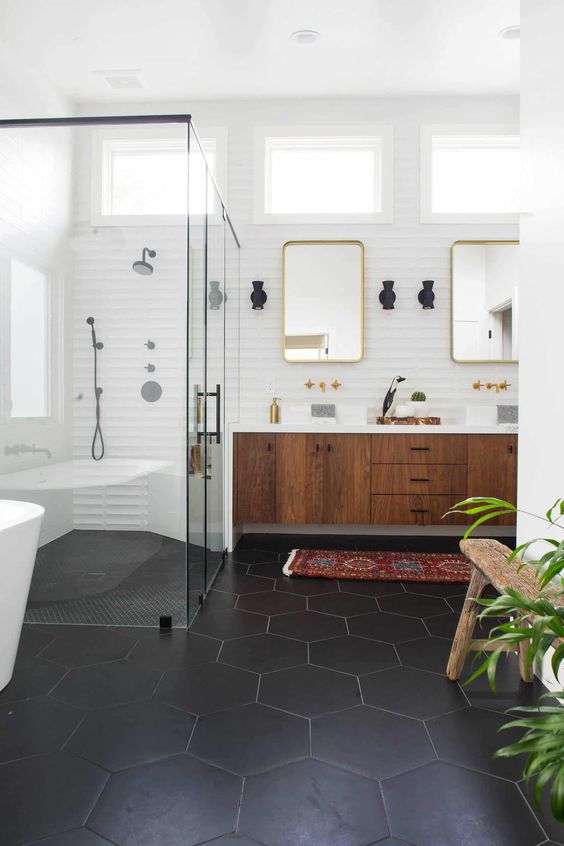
xmin=446 ymin=568 xmax=489 ymax=681
xmin=517 ymin=614 xmax=534 ymax=683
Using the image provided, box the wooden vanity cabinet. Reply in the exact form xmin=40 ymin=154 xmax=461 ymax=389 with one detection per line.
xmin=233 ymin=433 xmax=276 ymax=523
xmin=467 ymin=434 xmax=518 ymax=526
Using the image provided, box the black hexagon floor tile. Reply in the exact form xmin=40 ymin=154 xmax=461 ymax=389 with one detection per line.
xmin=463 ymin=653 xmax=549 ymax=713
xmin=30 ymin=829 xmax=113 ymax=845
xmin=427 ymin=706 xmax=525 ymax=781
xmin=247 ymin=561 xmax=285 ymax=579
xmin=0 ymin=696 xmax=84 ymax=764
xmin=17 ymin=625 xmax=56 ymax=659
xmin=50 ymin=661 xmax=161 ymax=709
xmin=230 ymin=548 xmax=281 ymax=566
xmin=190 ymin=608 xmax=268 ymax=639
xmin=258 ymin=664 xmax=360 ymax=717
xmin=425 ymin=611 xmax=509 ymax=640
xmin=395 ymin=636 xmax=452 ymax=674
xmin=0 ymin=750 xmax=107 ymax=846
xmin=338 ymin=580 xmax=406 ymax=597
xmin=28 ymin=830 xmax=112 ymax=845
xmin=401 ymin=582 xmax=468 ymax=598
xmin=40 ymin=628 xmax=137 ymax=668
xmin=204 ymin=837 xmax=264 ymax=846
xmin=348 ymin=611 xmax=427 ymax=644
xmin=308 ymin=592 xmax=379 ymax=617
xmin=88 ymin=754 xmax=242 ymax=846
xmin=189 ymin=702 xmax=309 ymax=775
xmin=378 ymin=592 xmax=450 ymax=618
xmin=309 ymin=635 xmax=398 ymax=676
xmin=219 ymin=633 xmax=307 ymax=673
xmin=128 ymin=630 xmax=221 ymax=670
xmin=155 ymin=662 xmax=258 ymax=715
xmin=275 ymin=577 xmax=339 ymax=596
xmin=518 ymin=781 xmax=564 ymax=844
xmin=360 ymin=666 xmax=468 ymax=720
xmin=203 ymin=590 xmax=238 ymax=611
xmin=66 ymin=700 xmax=195 ymax=770
xmin=213 ymin=568 xmax=274 ymax=595
xmin=268 ymin=610 xmax=347 ymax=642
xmin=236 ymin=590 xmax=306 ymax=615
xmin=382 ymin=760 xmax=544 ymax=846
xmin=0 ymin=655 xmax=67 ymax=704
xmin=238 ymin=758 xmax=389 ymax=846
xmin=311 ymin=704 xmax=435 ymax=780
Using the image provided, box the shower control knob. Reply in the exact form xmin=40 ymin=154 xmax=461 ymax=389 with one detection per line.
xmin=144 ymin=339 xmax=155 ymax=349
xmin=145 ymin=363 xmax=156 ymax=373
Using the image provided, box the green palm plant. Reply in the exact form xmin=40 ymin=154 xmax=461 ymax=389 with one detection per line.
xmin=448 ymin=495 xmax=564 ymax=822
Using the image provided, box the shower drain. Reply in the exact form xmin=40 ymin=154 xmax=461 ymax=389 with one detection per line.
xmin=83 ymin=572 xmax=107 ymax=582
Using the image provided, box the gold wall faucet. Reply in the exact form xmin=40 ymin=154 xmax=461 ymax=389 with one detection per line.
xmin=331 ymin=379 xmax=342 ymax=390
xmin=304 ymin=379 xmax=314 ymax=390
xmin=472 ymin=380 xmax=485 ymax=390
xmin=318 ymin=381 xmax=327 ymax=393
xmin=486 ymin=380 xmax=512 ymax=394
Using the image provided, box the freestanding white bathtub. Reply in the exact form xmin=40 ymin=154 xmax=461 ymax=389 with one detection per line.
xmin=0 ymin=500 xmax=44 ymax=691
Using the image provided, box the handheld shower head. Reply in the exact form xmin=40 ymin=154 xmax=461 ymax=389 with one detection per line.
xmin=86 ymin=316 xmax=104 ymax=349
xmin=133 ymin=247 xmax=157 ymax=276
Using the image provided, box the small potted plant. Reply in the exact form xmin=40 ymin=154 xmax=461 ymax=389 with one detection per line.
xmin=411 ymin=391 xmax=427 ymax=417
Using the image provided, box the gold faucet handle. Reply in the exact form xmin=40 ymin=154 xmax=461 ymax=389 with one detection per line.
xmin=304 ymin=379 xmax=314 ymax=390
xmin=318 ymin=381 xmax=326 ymax=393
xmin=331 ymin=380 xmax=342 ymax=390
xmin=472 ymin=380 xmax=485 ymax=390
xmin=499 ymin=380 xmax=511 ymax=391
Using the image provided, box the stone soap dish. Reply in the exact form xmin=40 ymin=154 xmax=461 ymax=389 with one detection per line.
xmin=375 ymin=416 xmax=441 ymax=425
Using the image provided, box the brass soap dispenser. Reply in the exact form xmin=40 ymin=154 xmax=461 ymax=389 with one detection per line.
xmin=270 ymin=397 xmax=281 ymax=424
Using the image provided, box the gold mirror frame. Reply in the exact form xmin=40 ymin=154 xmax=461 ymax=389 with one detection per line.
xmin=450 ymin=239 xmax=519 ymax=364
xmin=282 ymin=240 xmax=365 ymax=363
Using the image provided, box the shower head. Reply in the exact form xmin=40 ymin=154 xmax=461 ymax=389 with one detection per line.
xmin=86 ymin=316 xmax=104 ymax=349
xmin=86 ymin=316 xmax=95 ymax=325
xmin=133 ymin=247 xmax=157 ymax=276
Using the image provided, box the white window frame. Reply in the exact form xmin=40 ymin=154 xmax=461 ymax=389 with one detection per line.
xmin=420 ymin=124 xmax=520 ymax=224
xmin=0 ymin=251 xmax=63 ymax=424
xmin=90 ymin=125 xmax=228 ymax=227
xmin=253 ymin=125 xmax=394 ymax=224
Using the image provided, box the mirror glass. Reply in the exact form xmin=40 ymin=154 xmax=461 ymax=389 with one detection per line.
xmin=451 ymin=240 xmax=519 ymax=362
xmin=283 ymin=241 xmax=364 ymax=362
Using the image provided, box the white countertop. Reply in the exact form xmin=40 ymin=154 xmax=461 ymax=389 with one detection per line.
xmin=231 ymin=422 xmax=518 ymax=435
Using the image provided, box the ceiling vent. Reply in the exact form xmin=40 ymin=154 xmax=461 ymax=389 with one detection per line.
xmin=93 ymin=69 xmax=144 ymax=90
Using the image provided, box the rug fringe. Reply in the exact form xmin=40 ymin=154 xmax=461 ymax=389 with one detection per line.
xmin=282 ymin=549 xmax=299 ymax=576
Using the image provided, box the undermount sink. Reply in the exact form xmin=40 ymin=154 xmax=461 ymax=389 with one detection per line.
xmin=283 ymin=404 xmax=367 ymax=425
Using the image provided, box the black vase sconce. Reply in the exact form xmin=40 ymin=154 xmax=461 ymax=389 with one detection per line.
xmin=208 ymin=280 xmax=224 ymax=310
xmin=379 ymin=280 xmax=396 ymax=310
xmin=251 ymin=279 xmax=267 ymax=310
xmin=418 ymin=280 xmax=435 ymax=310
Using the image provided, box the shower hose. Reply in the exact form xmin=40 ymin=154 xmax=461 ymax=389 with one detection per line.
xmin=90 ymin=324 xmax=105 ymax=461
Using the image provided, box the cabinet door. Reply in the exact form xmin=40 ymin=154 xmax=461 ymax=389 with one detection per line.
xmin=322 ymin=434 xmax=371 ymax=524
xmin=276 ymin=434 xmax=323 ymax=524
xmin=234 ymin=433 xmax=276 ymax=523
xmin=467 ymin=435 xmax=517 ymax=526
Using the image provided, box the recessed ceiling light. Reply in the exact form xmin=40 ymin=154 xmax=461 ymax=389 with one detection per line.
xmin=290 ymin=30 xmax=321 ymax=45
xmin=498 ymin=25 xmax=520 ymax=40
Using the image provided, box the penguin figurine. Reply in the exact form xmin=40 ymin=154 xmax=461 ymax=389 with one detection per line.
xmin=382 ymin=376 xmax=406 ymax=418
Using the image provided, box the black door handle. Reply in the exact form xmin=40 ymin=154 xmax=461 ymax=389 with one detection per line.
xmin=205 ymin=384 xmax=221 ymax=444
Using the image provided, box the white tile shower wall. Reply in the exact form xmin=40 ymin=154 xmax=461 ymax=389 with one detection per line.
xmin=0 ymin=42 xmax=74 ymax=543
xmin=80 ymin=95 xmax=519 ymax=427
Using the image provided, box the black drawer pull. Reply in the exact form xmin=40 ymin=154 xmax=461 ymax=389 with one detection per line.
xmin=316 ymin=443 xmax=320 ymax=452
xmin=410 ymin=508 xmax=429 ymax=513
xmin=410 ymin=447 xmax=430 ymax=451
xmin=327 ymin=444 xmax=332 ymax=452
xmin=410 ymin=478 xmax=430 ymax=482
xmin=267 ymin=443 xmax=273 ymax=452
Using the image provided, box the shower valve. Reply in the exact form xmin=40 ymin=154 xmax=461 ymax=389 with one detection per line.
xmin=144 ymin=339 xmax=155 ymax=349
xmin=145 ymin=363 xmax=156 ymax=373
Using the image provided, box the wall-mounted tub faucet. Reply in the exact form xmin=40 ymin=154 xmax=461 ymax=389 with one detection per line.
xmin=4 ymin=443 xmax=52 ymax=459
xmin=144 ymin=363 xmax=156 ymax=373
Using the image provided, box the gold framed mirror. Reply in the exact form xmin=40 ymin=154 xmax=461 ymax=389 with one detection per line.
xmin=282 ymin=240 xmax=364 ymax=363
xmin=451 ymin=239 xmax=519 ymax=363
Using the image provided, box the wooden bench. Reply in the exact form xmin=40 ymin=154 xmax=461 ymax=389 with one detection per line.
xmin=447 ymin=538 xmax=540 ymax=683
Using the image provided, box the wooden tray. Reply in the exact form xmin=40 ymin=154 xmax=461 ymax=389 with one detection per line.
xmin=375 ymin=416 xmax=441 ymax=425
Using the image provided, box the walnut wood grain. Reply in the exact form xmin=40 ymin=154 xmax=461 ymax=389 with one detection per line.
xmin=467 ymin=434 xmax=518 ymax=526
xmin=322 ymin=434 xmax=371 ymax=524
xmin=371 ymin=494 xmax=468 ymax=526
xmin=371 ymin=434 xmax=468 ymax=465
xmin=371 ymin=463 xmax=467 ymax=495
xmin=234 ymin=433 xmax=276 ymax=523
xmin=275 ymin=434 xmax=323 ymax=524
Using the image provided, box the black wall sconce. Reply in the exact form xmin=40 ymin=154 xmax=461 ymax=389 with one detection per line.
xmin=208 ymin=280 xmax=224 ymax=310
xmin=379 ymin=280 xmax=396 ymax=310
xmin=251 ymin=280 xmax=267 ymax=310
xmin=418 ymin=280 xmax=435 ymax=310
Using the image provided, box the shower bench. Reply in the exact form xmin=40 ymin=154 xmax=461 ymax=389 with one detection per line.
xmin=447 ymin=538 xmax=548 ymax=683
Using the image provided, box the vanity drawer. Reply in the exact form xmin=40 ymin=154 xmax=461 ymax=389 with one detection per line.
xmin=371 ymin=494 xmax=468 ymax=526
xmin=371 ymin=464 xmax=467 ymax=495
xmin=371 ymin=434 xmax=468 ymax=465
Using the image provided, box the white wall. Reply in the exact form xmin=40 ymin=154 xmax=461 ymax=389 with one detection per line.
xmin=0 ymin=40 xmax=74 ymax=543
xmin=80 ymin=95 xmax=519 ymax=426
xmin=519 ymin=2 xmax=564 ymax=545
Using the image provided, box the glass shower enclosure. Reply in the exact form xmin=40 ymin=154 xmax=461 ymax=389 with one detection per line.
xmin=0 ymin=115 xmax=239 ymax=629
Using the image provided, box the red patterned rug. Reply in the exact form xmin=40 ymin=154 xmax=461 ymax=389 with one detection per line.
xmin=282 ymin=549 xmax=471 ymax=583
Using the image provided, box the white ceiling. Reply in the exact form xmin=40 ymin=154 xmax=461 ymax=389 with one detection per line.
xmin=0 ymin=0 xmax=520 ymax=102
